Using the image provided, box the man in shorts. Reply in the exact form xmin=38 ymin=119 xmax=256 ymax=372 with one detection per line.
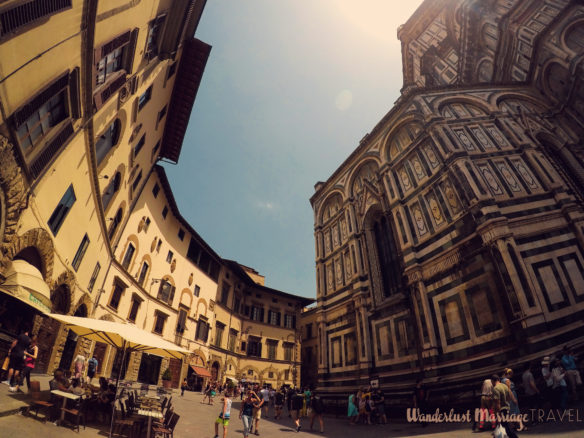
xmin=274 ymin=388 xmax=285 ymax=419
xmin=250 ymin=391 xmax=264 ymax=435
xmin=260 ymin=386 xmax=270 ymax=418
xmin=292 ymin=388 xmax=304 ymax=432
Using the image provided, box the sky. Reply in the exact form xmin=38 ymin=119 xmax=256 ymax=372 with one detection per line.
xmin=164 ymin=1 xmax=424 ymax=298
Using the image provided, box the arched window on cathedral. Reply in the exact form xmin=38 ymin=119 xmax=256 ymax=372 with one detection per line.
xmin=544 ymin=62 xmax=571 ymax=103
xmin=387 ymin=122 xmax=423 ymax=161
xmin=478 ymin=59 xmax=493 ymax=83
xmin=372 ymin=214 xmax=402 ymax=297
xmin=565 ymin=22 xmax=584 ymax=54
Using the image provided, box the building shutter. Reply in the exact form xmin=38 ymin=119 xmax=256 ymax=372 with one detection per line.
xmin=259 ymin=308 xmax=264 ymax=323
xmin=30 ymin=121 xmax=74 ymax=179
xmin=69 ymin=67 xmax=81 ymax=119
xmin=0 ymin=0 xmax=72 ymax=38
xmin=169 ymin=285 xmax=176 ymax=304
xmin=12 ymin=72 xmax=69 ymax=127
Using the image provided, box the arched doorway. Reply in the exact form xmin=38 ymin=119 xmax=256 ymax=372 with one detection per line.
xmin=58 ymin=303 xmax=87 ymax=371
xmin=211 ymin=361 xmax=220 ymax=382
xmin=13 ymin=246 xmax=44 ymax=274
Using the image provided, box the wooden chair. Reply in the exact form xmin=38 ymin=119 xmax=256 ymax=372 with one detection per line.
xmin=61 ymin=397 xmax=86 ymax=432
xmin=152 ymin=412 xmax=179 ymax=438
xmin=28 ymin=380 xmax=54 ymax=422
xmin=153 ymin=407 xmax=173 ymax=428
xmin=112 ymin=400 xmax=137 ymax=438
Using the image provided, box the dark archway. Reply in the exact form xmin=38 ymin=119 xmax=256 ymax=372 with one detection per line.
xmin=13 ymin=246 xmax=44 ymax=276
xmin=74 ymin=303 xmax=88 ymax=317
xmin=51 ymin=284 xmax=71 ymax=315
xmin=211 ymin=361 xmax=220 ymax=382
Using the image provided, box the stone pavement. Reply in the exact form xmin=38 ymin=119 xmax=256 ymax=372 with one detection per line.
xmin=0 ymin=377 xmax=583 ymax=438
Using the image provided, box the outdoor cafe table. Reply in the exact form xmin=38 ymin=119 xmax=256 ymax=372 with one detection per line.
xmin=138 ymin=406 xmax=163 ymax=438
xmin=50 ymin=390 xmax=81 ymax=426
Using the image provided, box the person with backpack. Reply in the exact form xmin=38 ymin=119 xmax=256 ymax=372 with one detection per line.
xmin=309 ymin=391 xmax=324 ymax=433
xmin=87 ymin=355 xmax=98 ymax=383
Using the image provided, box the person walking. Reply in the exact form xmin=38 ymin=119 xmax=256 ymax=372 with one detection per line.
xmin=492 ymin=374 xmax=518 ymax=438
xmin=291 ymin=388 xmax=304 ymax=432
xmin=286 ymin=386 xmax=295 ymax=418
xmin=214 ymin=389 xmax=232 ymax=438
xmin=502 ymin=368 xmax=526 ymax=431
xmin=21 ymin=335 xmax=38 ymax=391
xmin=373 ymin=388 xmax=388 ymax=424
xmin=561 ymin=346 xmax=582 ymax=402
xmin=309 ymin=391 xmax=324 ymax=433
xmin=240 ymin=392 xmax=255 ymax=438
xmin=181 ymin=378 xmax=188 ymax=396
xmin=552 ymin=358 xmax=569 ymax=409
xmin=5 ymin=329 xmax=30 ymax=393
xmin=413 ymin=379 xmax=429 ymax=427
xmin=474 ymin=378 xmax=495 ymax=431
xmin=260 ymin=386 xmax=270 ymax=418
xmin=250 ymin=390 xmax=264 ymax=435
xmin=87 ymin=355 xmax=98 ymax=383
xmin=347 ymin=392 xmax=358 ymax=425
xmin=274 ymin=387 xmax=285 ymax=419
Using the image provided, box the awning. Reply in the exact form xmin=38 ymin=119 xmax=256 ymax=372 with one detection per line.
xmin=190 ymin=366 xmax=212 ymax=378
xmin=0 ymin=260 xmax=51 ymax=313
xmin=225 ymin=377 xmax=238 ymax=384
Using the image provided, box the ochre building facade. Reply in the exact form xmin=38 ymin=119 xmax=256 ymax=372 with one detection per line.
xmin=0 ymin=0 xmax=311 ymax=389
xmin=309 ymin=0 xmax=584 ymax=406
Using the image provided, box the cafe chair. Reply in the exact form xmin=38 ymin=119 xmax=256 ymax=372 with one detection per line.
xmin=61 ymin=397 xmax=87 ymax=432
xmin=28 ymin=380 xmax=54 ymax=422
xmin=152 ymin=412 xmax=179 ymax=438
xmin=153 ymin=407 xmax=173 ymax=428
xmin=112 ymin=401 xmax=139 ymax=438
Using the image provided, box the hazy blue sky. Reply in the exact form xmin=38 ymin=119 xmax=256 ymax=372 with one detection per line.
xmin=164 ymin=1 xmax=424 ymax=298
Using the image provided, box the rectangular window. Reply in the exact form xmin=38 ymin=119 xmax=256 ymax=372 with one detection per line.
xmin=145 ymin=15 xmax=166 ymax=60
xmin=48 ymin=184 xmax=76 ymax=235
xmin=137 ymin=261 xmax=149 ymax=287
xmin=250 ymin=306 xmax=264 ymax=322
xmin=247 ymin=337 xmax=262 ymax=358
xmin=220 ymin=283 xmax=230 ymax=306
xmin=138 ymin=86 xmax=152 ymax=111
xmin=228 ymin=329 xmax=237 ymax=352
xmin=214 ymin=323 xmax=224 ymax=347
xmin=176 ymin=308 xmax=187 ymax=334
xmin=131 ymin=170 xmax=142 ymax=193
xmin=344 ymin=332 xmax=357 ymax=365
xmin=162 ymin=206 xmax=168 ymax=219
xmin=268 ymin=310 xmax=281 ymax=326
xmin=128 ymin=297 xmax=140 ymax=322
xmin=0 ymin=0 xmax=73 ymax=38
xmin=87 ymin=262 xmax=101 ymax=292
xmin=121 ymin=243 xmax=135 ymax=270
xmin=167 ymin=62 xmax=177 ymax=80
xmin=178 ymin=229 xmax=185 ymax=241
xmin=156 ymin=239 xmax=162 ymax=252
xmin=152 ymin=183 xmax=160 ymax=198
xmin=153 ymin=312 xmax=167 ymax=335
xmin=195 ymin=319 xmax=209 ymax=342
xmin=305 ymin=323 xmax=312 ymax=339
xmin=109 ymin=283 xmax=125 ymax=311
xmin=233 ymin=296 xmax=241 ymax=314
xmin=156 ymin=106 xmax=167 ymax=129
xmin=151 ymin=140 xmax=160 ymax=161
xmin=284 ymin=343 xmax=293 ymax=361
xmin=157 ymin=280 xmax=175 ymax=305
xmin=96 ymin=46 xmax=125 ymax=86
xmin=16 ymin=89 xmax=67 ymax=152
xmin=144 ymin=217 xmax=151 ymax=232
xmin=134 ymin=134 xmax=145 ymax=156
xmin=71 ymin=233 xmax=90 ymax=271
xmin=267 ymin=341 xmax=277 ymax=360
xmin=284 ymin=314 xmax=295 ymax=329
xmin=166 ymin=250 xmax=173 ymax=264
xmin=194 ymin=285 xmax=200 ymax=297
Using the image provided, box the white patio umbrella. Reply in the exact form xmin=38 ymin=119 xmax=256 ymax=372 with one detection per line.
xmin=48 ymin=313 xmax=190 ymax=437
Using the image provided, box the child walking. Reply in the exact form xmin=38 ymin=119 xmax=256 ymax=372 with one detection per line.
xmin=214 ymin=390 xmax=232 ymax=438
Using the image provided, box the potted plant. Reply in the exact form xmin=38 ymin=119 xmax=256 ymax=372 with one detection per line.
xmin=161 ymin=368 xmax=172 ymax=389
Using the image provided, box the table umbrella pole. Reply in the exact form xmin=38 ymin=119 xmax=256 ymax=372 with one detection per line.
xmin=109 ymin=340 xmax=127 ymax=438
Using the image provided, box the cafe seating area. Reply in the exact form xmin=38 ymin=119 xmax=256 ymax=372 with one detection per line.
xmin=22 ymin=378 xmax=179 ymax=437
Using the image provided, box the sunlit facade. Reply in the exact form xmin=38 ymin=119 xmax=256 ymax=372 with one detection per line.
xmin=0 ymin=0 xmax=311 ymax=389
xmin=310 ymin=0 xmax=584 ymax=406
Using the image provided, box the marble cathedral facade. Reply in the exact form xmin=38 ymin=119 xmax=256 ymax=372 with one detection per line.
xmin=309 ymin=0 xmax=584 ymax=404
